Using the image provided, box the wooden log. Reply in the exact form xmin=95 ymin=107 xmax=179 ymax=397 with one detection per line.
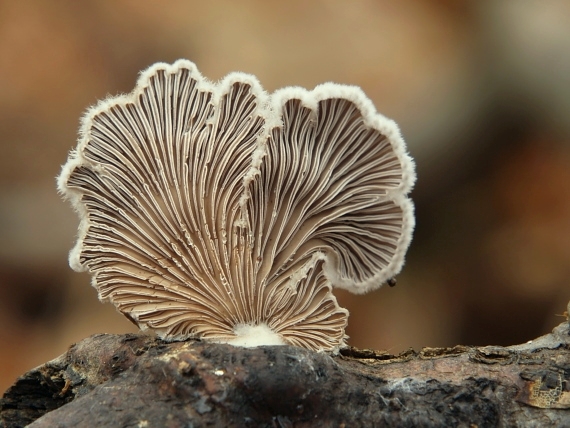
xmin=1 ymin=318 xmax=569 ymax=427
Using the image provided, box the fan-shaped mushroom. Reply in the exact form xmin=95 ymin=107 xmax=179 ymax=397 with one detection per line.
xmin=58 ymin=60 xmax=415 ymax=352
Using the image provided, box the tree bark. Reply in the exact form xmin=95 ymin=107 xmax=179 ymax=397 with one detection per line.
xmin=1 ymin=316 xmax=569 ymax=427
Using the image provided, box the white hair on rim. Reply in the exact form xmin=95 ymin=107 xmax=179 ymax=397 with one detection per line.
xmin=57 ymin=59 xmax=416 ymax=352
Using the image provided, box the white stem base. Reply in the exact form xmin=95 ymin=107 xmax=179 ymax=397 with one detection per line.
xmin=221 ymin=323 xmax=286 ymax=347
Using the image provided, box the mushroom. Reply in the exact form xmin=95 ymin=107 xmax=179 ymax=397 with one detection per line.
xmin=57 ymin=60 xmax=415 ymax=352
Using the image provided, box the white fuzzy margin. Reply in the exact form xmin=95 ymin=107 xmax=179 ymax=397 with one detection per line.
xmin=57 ymin=59 xmax=416 ymax=298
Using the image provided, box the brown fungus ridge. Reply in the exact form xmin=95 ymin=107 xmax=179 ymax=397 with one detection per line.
xmin=57 ymin=60 xmax=415 ymax=352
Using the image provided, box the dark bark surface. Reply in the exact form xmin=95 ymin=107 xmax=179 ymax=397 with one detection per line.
xmin=1 ymin=319 xmax=569 ymax=427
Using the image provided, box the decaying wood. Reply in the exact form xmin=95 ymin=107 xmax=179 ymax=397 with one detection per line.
xmin=1 ymin=319 xmax=569 ymax=427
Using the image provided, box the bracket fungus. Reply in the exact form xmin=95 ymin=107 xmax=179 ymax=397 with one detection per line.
xmin=57 ymin=60 xmax=415 ymax=352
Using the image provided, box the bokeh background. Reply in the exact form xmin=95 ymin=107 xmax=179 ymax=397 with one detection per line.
xmin=1 ymin=0 xmax=569 ymax=393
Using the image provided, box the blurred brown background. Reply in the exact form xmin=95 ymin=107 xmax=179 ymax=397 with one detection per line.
xmin=1 ymin=1 xmax=569 ymax=393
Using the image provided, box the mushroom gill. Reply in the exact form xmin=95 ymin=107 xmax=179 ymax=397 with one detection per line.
xmin=57 ymin=60 xmax=415 ymax=352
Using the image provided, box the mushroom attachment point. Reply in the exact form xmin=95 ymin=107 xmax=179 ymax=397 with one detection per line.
xmin=57 ymin=60 xmax=416 ymax=352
